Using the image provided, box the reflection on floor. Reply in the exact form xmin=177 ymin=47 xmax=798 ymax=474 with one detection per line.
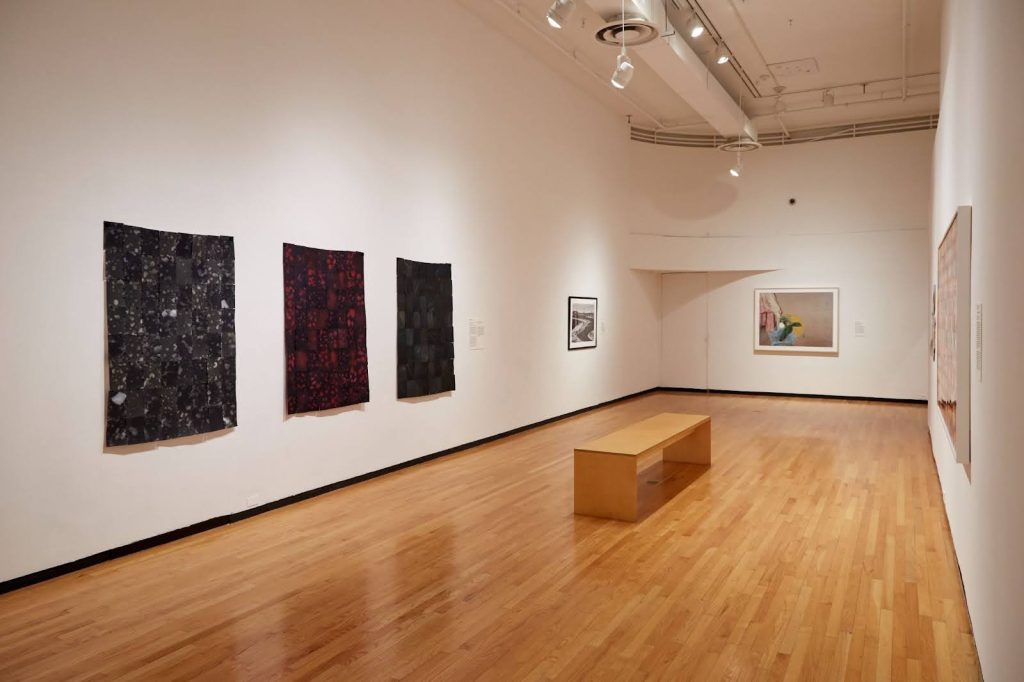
xmin=0 ymin=392 xmax=980 ymax=680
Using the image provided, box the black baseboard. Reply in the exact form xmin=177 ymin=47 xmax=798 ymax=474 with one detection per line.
xmin=0 ymin=385 xmax=927 ymax=595
xmin=0 ymin=387 xmax=658 ymax=596
xmin=656 ymin=386 xmax=927 ymax=405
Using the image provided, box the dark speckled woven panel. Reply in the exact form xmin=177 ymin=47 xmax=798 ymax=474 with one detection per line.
xmin=283 ymin=244 xmax=369 ymax=414
xmin=103 ymin=221 xmax=236 ymax=446
xmin=396 ymin=258 xmax=455 ymax=399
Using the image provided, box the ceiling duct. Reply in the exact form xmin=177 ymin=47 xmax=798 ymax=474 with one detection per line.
xmin=594 ymin=14 xmax=660 ymax=47
xmin=718 ymin=138 xmax=761 ymax=152
xmin=584 ymin=0 xmax=755 ymax=140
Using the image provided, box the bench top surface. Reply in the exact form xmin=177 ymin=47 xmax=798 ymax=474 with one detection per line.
xmin=577 ymin=412 xmax=710 ymax=457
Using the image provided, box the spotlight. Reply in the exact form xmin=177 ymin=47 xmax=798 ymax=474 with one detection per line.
xmin=610 ymin=53 xmax=635 ymax=89
xmin=684 ymin=11 xmax=705 ymax=38
xmin=714 ymin=44 xmax=731 ymax=65
xmin=730 ymin=152 xmax=742 ymax=177
xmin=546 ymin=0 xmax=576 ymax=29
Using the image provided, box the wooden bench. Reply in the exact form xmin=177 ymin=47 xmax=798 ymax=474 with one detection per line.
xmin=574 ymin=413 xmax=711 ymax=521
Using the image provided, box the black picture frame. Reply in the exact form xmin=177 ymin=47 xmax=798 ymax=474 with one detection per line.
xmin=567 ymin=296 xmax=598 ymax=351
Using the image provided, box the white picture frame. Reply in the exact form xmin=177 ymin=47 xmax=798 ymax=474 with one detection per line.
xmin=754 ymin=287 xmax=839 ymax=354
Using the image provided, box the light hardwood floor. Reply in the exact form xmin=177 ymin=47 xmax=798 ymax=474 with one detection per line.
xmin=0 ymin=393 xmax=980 ymax=680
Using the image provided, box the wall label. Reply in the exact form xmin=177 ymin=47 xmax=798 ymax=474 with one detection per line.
xmin=975 ymin=303 xmax=983 ymax=382
xmin=469 ymin=317 xmax=486 ymax=351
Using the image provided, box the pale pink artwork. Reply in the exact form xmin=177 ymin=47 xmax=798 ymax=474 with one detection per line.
xmin=936 ymin=221 xmax=958 ymax=440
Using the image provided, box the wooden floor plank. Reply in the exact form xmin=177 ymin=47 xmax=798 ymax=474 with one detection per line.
xmin=0 ymin=393 xmax=980 ymax=680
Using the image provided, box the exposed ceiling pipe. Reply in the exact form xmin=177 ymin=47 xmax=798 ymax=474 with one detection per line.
xmin=749 ymin=89 xmax=938 ymax=118
xmin=653 ymin=119 xmax=722 ymax=131
xmin=901 ymin=0 xmax=908 ymax=101
xmin=770 ymin=72 xmax=938 ymax=99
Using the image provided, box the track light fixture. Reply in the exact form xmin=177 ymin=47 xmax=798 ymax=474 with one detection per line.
xmin=730 ymin=94 xmax=743 ymax=178
xmin=546 ymin=0 xmax=576 ymax=29
xmin=714 ymin=44 xmax=731 ymax=65
xmin=730 ymin=152 xmax=742 ymax=177
xmin=609 ymin=0 xmax=634 ymax=90
xmin=610 ymin=53 xmax=635 ymax=89
xmin=684 ymin=10 xmax=705 ymax=38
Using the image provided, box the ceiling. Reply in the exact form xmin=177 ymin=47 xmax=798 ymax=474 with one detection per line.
xmin=460 ymin=0 xmax=940 ymax=137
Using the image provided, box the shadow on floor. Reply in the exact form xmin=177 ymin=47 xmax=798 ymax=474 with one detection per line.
xmin=635 ymin=461 xmax=709 ymax=522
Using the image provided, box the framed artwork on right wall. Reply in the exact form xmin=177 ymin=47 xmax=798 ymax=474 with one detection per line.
xmin=936 ymin=205 xmax=972 ymax=465
xmin=930 ymin=284 xmax=937 ymax=362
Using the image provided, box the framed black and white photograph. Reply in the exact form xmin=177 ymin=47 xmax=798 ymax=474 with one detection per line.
xmin=567 ymin=296 xmax=597 ymax=350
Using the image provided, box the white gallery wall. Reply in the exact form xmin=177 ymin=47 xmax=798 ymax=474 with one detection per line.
xmin=631 ymin=133 xmax=933 ymax=400
xmin=0 ymin=1 xmax=662 ymax=583
xmin=930 ymin=0 xmax=1024 ymax=678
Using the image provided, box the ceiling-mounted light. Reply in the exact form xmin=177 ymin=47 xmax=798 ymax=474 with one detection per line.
xmin=684 ymin=11 xmax=705 ymax=38
xmin=719 ymin=94 xmax=755 ymax=178
xmin=714 ymin=44 xmax=731 ymax=65
xmin=823 ymin=90 xmax=835 ymax=106
xmin=546 ymin=0 xmax=576 ymax=29
xmin=610 ymin=53 xmax=635 ymax=89
xmin=609 ymin=0 xmax=634 ymax=90
xmin=729 ymin=98 xmax=743 ymax=178
xmin=730 ymin=151 xmax=742 ymax=177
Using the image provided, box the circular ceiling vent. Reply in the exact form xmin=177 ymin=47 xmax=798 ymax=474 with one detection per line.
xmin=718 ymin=138 xmax=762 ymax=152
xmin=594 ymin=15 xmax=660 ymax=47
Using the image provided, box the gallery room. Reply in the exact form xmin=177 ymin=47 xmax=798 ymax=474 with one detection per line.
xmin=0 ymin=0 xmax=1021 ymax=679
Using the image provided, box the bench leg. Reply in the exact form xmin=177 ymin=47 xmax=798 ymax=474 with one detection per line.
xmin=663 ymin=421 xmax=711 ymax=465
xmin=574 ymin=450 xmax=638 ymax=521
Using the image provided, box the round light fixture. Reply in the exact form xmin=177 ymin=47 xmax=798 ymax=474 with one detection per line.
xmin=714 ymin=44 xmax=731 ymax=65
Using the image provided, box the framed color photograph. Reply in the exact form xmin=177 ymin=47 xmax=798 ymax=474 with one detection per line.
xmin=568 ymin=296 xmax=597 ymax=350
xmin=754 ymin=288 xmax=839 ymax=354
